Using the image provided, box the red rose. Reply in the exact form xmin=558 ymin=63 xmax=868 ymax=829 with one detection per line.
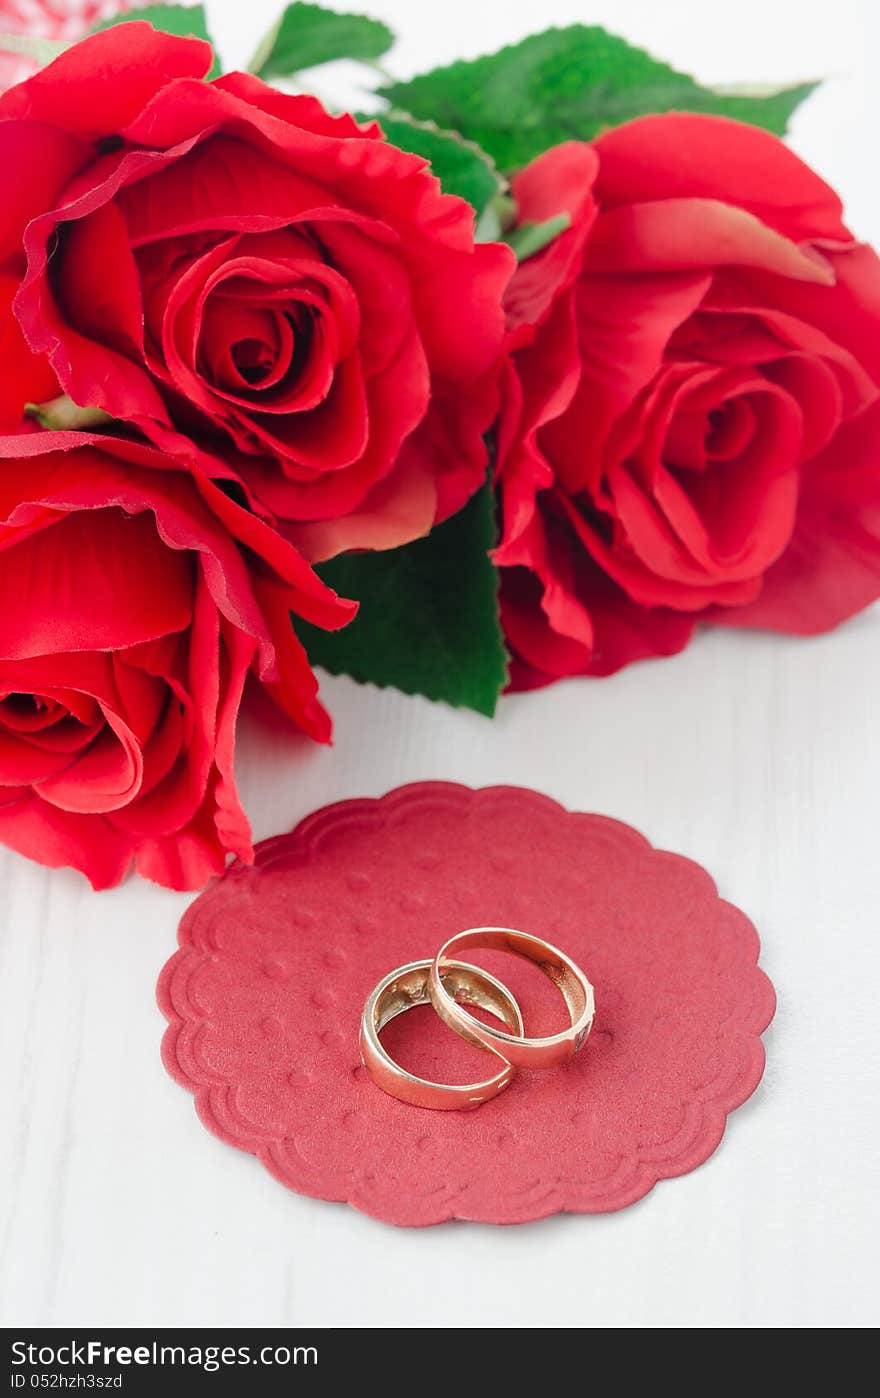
xmin=0 ymin=431 xmax=353 ymax=889
xmin=496 ymin=117 xmax=880 ymax=687
xmin=0 ymin=23 xmax=512 ymax=560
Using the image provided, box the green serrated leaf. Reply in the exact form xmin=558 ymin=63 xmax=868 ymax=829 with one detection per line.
xmin=702 ymin=81 xmax=818 ymax=132
xmin=504 ymin=212 xmax=570 ymax=261
xmin=250 ymin=1 xmax=393 ymax=81
xmin=375 ymin=114 xmax=502 ymax=215
xmin=93 ymin=6 xmax=221 ymax=75
xmin=299 ymin=483 xmax=508 ymax=717
xmin=379 ymin=25 xmax=818 ymax=171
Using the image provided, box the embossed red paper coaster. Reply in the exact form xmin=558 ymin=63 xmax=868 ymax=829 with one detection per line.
xmin=158 ymin=782 xmax=775 ymax=1226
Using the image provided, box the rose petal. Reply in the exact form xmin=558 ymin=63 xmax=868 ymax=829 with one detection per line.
xmin=317 ymin=219 xmax=416 ymax=378
xmin=0 ymin=430 xmax=354 ymax=655
xmin=0 ymin=24 xmax=213 ymax=135
xmin=110 ymin=576 xmax=217 ymax=838
xmin=618 ymin=367 xmax=805 ymax=572
xmin=120 ymin=78 xmax=481 ymax=263
xmin=248 ymin=352 xmax=371 ymax=471
xmin=496 ymin=292 xmax=581 ymax=560
xmin=0 ymin=701 xmax=98 ymax=784
xmin=0 ymin=274 xmax=58 ymax=429
xmin=707 ymin=400 xmax=880 ymax=632
xmin=408 ymin=237 xmax=513 ymax=383
xmin=249 ymin=575 xmax=331 ymax=743
xmin=722 ymin=242 xmax=880 ymax=385
xmin=501 ymin=549 xmax=695 ymax=684
xmin=0 ymin=506 xmax=193 ymax=659
xmin=0 ymin=793 xmax=132 ymax=888
xmin=559 ymin=490 xmax=765 ymax=610
xmin=500 ymin=508 xmax=595 ymax=654
xmin=16 ymin=138 xmax=208 ymax=424
xmin=119 ymin=135 xmax=341 ymax=245
xmin=540 ymin=270 xmax=711 ymax=495
xmin=586 ymin=199 xmax=836 ymax=284
xmin=287 ymin=450 xmax=438 ymax=562
xmin=593 ymin=114 xmax=849 ymax=242
xmin=55 ymin=201 xmax=144 ymax=357
xmin=398 ymin=376 xmax=494 ymax=527
xmin=35 ymin=718 xmax=144 ymax=814
xmin=0 ymin=118 xmax=87 ymax=266
xmin=506 ymin=142 xmax=600 ymax=331
xmin=212 ymin=71 xmax=383 ymax=143
xmin=243 ymin=326 xmax=430 ymax=520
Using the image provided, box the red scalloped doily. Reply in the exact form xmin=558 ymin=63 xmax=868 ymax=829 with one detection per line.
xmin=158 ymin=782 xmax=775 ymax=1226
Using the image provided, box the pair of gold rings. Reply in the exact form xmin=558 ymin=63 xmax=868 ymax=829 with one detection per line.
xmin=359 ymin=927 xmax=595 ymax=1110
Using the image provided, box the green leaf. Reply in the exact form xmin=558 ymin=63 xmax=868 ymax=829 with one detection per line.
xmin=474 ymin=192 xmax=516 ymax=243
xmin=378 ymin=25 xmax=818 ymax=171
xmin=504 ymin=212 xmax=570 ymax=261
xmin=24 ymin=395 xmax=113 ymax=431
xmin=0 ymin=33 xmax=67 ymax=64
xmin=375 ymin=114 xmax=502 ymax=215
xmin=92 ymin=5 xmax=221 ymax=76
xmin=299 ymin=483 xmax=508 ymax=717
xmin=703 ymin=81 xmax=818 ymax=133
xmin=250 ymin=2 xmax=393 ymax=81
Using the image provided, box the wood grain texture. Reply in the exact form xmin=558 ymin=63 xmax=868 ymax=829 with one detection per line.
xmin=3 ymin=611 xmax=878 ymax=1327
xmin=1 ymin=0 xmax=878 ymax=1331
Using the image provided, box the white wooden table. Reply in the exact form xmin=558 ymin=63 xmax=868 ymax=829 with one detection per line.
xmin=1 ymin=0 xmax=877 ymax=1330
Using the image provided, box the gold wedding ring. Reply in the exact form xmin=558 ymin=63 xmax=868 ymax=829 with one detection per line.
xmin=359 ymin=958 xmax=524 ymax=1110
xmin=429 ymin=927 xmax=595 ymax=1071
xmin=359 ymin=928 xmax=594 ymax=1110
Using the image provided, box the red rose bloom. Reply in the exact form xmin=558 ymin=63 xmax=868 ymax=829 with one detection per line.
xmin=0 ymin=431 xmax=353 ymax=890
xmin=0 ymin=23 xmax=512 ymax=560
xmin=496 ymin=116 xmax=880 ymax=687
